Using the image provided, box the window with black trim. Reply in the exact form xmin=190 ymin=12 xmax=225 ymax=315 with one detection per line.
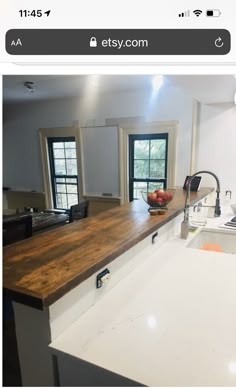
xmin=48 ymin=137 xmax=79 ymax=209
xmin=129 ymin=133 xmax=168 ymax=201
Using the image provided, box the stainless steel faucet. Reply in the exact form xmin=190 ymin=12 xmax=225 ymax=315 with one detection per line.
xmin=180 ymin=170 xmax=221 ymax=239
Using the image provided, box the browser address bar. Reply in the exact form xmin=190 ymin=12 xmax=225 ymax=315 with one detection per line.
xmin=6 ymin=29 xmax=231 ymax=55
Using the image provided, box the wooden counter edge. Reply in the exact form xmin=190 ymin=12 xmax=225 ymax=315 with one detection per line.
xmin=3 ymin=188 xmax=214 ymax=310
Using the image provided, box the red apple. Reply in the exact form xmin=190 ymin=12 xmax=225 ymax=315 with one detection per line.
xmin=156 ymin=197 xmax=163 ymax=204
xmin=147 ymin=192 xmax=156 ymax=200
xmin=162 ymin=191 xmax=169 ymax=201
xmin=167 ymin=191 xmax=173 ymax=201
xmin=163 ymin=191 xmax=173 ymax=202
xmin=147 ymin=192 xmax=157 ymax=205
xmin=157 ymin=189 xmax=166 ymax=199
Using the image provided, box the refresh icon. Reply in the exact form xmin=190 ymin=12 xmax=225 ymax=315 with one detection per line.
xmin=215 ymin=37 xmax=224 ymax=48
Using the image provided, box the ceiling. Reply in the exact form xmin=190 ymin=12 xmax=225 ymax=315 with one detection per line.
xmin=3 ymin=74 xmax=236 ymax=105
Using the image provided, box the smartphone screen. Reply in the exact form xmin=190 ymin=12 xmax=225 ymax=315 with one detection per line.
xmin=1 ymin=0 xmax=236 ymax=386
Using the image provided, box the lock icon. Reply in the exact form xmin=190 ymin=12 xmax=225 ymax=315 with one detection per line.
xmin=90 ymin=37 xmax=97 ymax=47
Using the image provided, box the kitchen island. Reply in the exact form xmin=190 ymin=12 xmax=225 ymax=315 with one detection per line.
xmin=3 ymin=187 xmax=215 ymax=386
xmin=50 ymin=236 xmax=236 ymax=386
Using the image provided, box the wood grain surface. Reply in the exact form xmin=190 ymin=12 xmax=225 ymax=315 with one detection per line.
xmin=3 ymin=188 xmax=213 ymax=309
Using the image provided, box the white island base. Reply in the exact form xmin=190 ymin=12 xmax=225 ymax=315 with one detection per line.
xmin=50 ymin=223 xmax=236 ymax=386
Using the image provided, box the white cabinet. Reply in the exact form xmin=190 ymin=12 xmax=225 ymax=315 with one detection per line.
xmin=54 ymin=351 xmax=142 ymax=387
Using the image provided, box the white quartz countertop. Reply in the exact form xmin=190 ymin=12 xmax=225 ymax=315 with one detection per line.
xmin=50 ymin=212 xmax=236 ymax=386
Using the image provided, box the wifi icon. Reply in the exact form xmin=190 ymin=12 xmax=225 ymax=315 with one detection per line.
xmin=193 ymin=9 xmax=202 ymax=17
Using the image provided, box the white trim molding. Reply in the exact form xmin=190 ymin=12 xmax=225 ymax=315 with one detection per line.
xmin=190 ymin=99 xmax=201 ymax=175
xmin=119 ymin=121 xmax=178 ymax=204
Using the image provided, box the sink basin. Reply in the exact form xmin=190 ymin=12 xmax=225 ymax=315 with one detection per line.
xmin=187 ymin=228 xmax=236 ymax=254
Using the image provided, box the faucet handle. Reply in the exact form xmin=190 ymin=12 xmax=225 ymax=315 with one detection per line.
xmin=193 ymin=202 xmax=202 ymax=212
xmin=197 ymin=201 xmax=202 ymax=210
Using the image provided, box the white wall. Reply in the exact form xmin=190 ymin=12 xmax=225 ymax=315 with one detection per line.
xmin=3 ymin=99 xmax=78 ymax=192
xmin=3 ymin=82 xmax=194 ymax=192
xmin=196 ymin=103 xmax=236 ymax=202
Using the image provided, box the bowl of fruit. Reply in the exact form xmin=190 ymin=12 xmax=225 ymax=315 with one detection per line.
xmin=142 ymin=189 xmax=175 ymax=215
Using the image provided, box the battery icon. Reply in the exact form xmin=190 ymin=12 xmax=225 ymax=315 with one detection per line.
xmin=206 ymin=9 xmax=221 ymax=17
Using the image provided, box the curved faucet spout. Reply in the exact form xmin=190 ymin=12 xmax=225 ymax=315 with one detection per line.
xmin=181 ymin=170 xmax=221 ymax=239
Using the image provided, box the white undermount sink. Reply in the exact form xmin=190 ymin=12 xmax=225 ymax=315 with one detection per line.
xmin=187 ymin=228 xmax=236 ymax=254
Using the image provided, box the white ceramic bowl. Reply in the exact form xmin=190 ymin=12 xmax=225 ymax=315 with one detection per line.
xmin=231 ymin=204 xmax=236 ymax=215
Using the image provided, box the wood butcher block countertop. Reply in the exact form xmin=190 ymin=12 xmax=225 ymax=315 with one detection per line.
xmin=3 ymin=188 xmax=213 ymax=310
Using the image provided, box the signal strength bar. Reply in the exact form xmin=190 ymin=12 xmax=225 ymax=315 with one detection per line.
xmin=179 ymin=10 xmax=190 ymax=17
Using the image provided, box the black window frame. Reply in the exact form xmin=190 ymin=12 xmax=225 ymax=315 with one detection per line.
xmin=48 ymin=136 xmax=79 ymax=210
xmin=129 ymin=133 xmax=168 ymax=201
